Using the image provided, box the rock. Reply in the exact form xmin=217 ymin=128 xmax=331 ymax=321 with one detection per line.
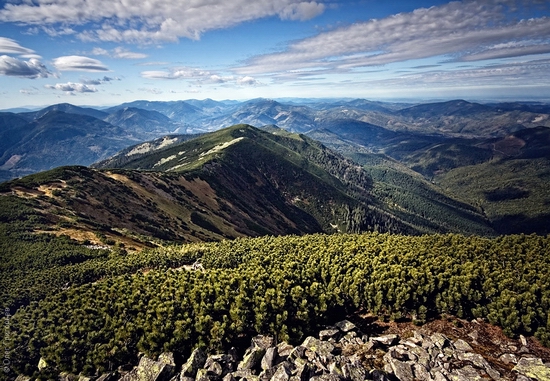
xmin=195 ymin=368 xmax=218 ymax=381
xmin=319 ymin=328 xmax=341 ymax=341
xmin=271 ymin=362 xmax=293 ymax=381
xmin=223 ymin=374 xmax=236 ymax=381
xmin=309 ymin=374 xmax=342 ymax=381
xmin=335 ymin=320 xmax=356 ymax=333
xmin=430 ymin=333 xmax=449 ymax=349
xmin=341 ymin=362 xmax=367 ymax=381
xmin=513 ymin=357 xmax=550 ymax=381
xmin=498 ymin=353 xmax=518 ymax=365
xmin=452 ymin=339 xmax=473 ymax=352
xmin=181 ymin=348 xmax=207 ymax=378
xmin=449 ymin=365 xmax=483 ymax=381
xmin=412 ymin=363 xmax=430 ymax=380
xmin=252 ymin=336 xmax=274 ymax=350
xmin=38 ymin=357 xmax=49 ymax=371
xmin=120 ymin=353 xmax=176 ymax=381
xmin=59 ymin=372 xmax=78 ymax=381
xmin=302 ymin=336 xmax=335 ymax=360
xmin=288 ymin=346 xmax=307 ymax=363
xmin=520 ymin=335 xmax=528 ymax=347
xmin=456 ymin=351 xmax=489 ymax=369
xmin=238 ymin=347 xmax=266 ymax=371
xmin=261 ymin=347 xmax=277 ymax=370
xmin=14 ymin=376 xmax=32 ymax=381
xmin=205 ymin=354 xmax=235 ymax=376
xmin=369 ymin=369 xmax=391 ymax=381
xmin=206 ymin=359 xmax=224 ymax=377
xmin=371 ymin=334 xmax=399 ymax=347
xmin=277 ymin=342 xmax=294 ymax=360
xmin=230 ymin=369 xmax=253 ymax=379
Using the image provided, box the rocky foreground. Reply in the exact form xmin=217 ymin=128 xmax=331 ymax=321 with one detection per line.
xmin=26 ymin=318 xmax=550 ymax=381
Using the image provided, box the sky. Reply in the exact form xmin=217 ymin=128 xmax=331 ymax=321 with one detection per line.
xmin=1 ymin=0 xmax=550 ymax=109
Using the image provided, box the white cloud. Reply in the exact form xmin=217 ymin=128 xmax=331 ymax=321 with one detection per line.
xmin=0 ymin=55 xmax=51 ymax=78
xmin=92 ymin=46 xmax=148 ymax=59
xmin=138 ymin=87 xmax=163 ymax=94
xmin=81 ymin=76 xmax=120 ymax=85
xmin=53 ymin=55 xmax=109 ymax=71
xmin=0 ymin=0 xmax=325 ymax=43
xmin=20 ymin=86 xmax=39 ymax=95
xmin=141 ymin=66 xmax=212 ymax=80
xmin=45 ymin=82 xmax=98 ymax=93
xmin=236 ymin=0 xmax=550 ymax=75
xmin=0 ymin=37 xmax=36 ymax=55
xmin=140 ymin=65 xmax=260 ymax=87
xmin=237 ymin=76 xmax=261 ymax=86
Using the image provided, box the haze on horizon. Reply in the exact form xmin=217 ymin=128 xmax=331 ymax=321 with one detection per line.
xmin=1 ymin=0 xmax=550 ymax=109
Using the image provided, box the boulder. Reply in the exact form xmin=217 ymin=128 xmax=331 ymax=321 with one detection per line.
xmin=335 ymin=320 xmax=356 ymax=333
xmin=261 ymin=347 xmax=278 ymax=370
xmin=120 ymin=353 xmax=176 ymax=381
xmin=238 ymin=347 xmax=266 ymax=371
xmin=181 ymin=348 xmax=207 ymax=379
xmin=513 ymin=357 xmax=550 ymax=381
xmin=371 ymin=334 xmax=399 ymax=347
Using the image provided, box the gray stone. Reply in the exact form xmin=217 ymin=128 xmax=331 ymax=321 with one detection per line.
xmin=271 ymin=363 xmax=293 ymax=381
xmin=181 ymin=349 xmax=207 ymax=378
xmin=195 ymin=369 xmax=218 ymax=381
xmin=335 ymin=320 xmax=356 ymax=333
xmin=341 ymin=362 xmax=367 ymax=381
xmin=261 ymin=347 xmax=277 ymax=370
xmin=59 ymin=372 xmax=78 ymax=381
xmin=519 ymin=346 xmax=530 ymax=354
xmin=386 ymin=357 xmax=414 ymax=381
xmin=513 ymin=357 xmax=550 ymax=381
xmin=294 ymin=362 xmax=312 ymax=381
xmin=309 ymin=374 xmax=342 ymax=381
xmin=453 ymin=339 xmax=473 ymax=352
xmin=408 ymin=345 xmax=431 ymax=368
xmin=449 ymin=365 xmax=483 ymax=381
xmin=412 ymin=364 xmax=430 ymax=380
xmin=515 ymin=375 xmax=531 ymax=381
xmin=319 ymin=329 xmax=340 ymax=341
xmin=238 ymin=347 xmax=266 ymax=371
xmin=431 ymin=370 xmax=448 ymax=381
xmin=288 ymin=346 xmax=307 ymax=362
xmin=430 ymin=333 xmax=449 ymax=349
xmin=277 ymin=342 xmax=294 ymax=360
xmin=222 ymin=374 xmax=236 ymax=381
xmin=230 ymin=370 xmax=253 ymax=379
xmin=369 ymin=369 xmax=391 ymax=381
xmin=456 ymin=351 xmax=489 ymax=370
xmin=520 ymin=335 xmax=528 ymax=347
xmin=252 ymin=336 xmax=274 ymax=350
xmin=206 ymin=360 xmax=224 ymax=377
xmin=371 ymin=334 xmax=399 ymax=347
xmin=206 ymin=354 xmax=234 ymax=376
xmin=120 ymin=354 xmax=176 ymax=381
xmin=498 ymin=353 xmax=518 ymax=365
xmin=302 ymin=337 xmax=335 ymax=359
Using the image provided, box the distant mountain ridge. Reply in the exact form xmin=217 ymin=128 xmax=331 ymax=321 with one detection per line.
xmin=0 ymin=125 xmax=496 ymax=253
xmin=1 ymin=98 xmax=549 ymax=235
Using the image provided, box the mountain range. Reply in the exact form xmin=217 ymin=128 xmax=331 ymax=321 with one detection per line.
xmin=1 ymin=98 xmax=549 ymax=238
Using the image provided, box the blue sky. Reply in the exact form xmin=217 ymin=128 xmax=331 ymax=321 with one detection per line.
xmin=1 ymin=0 xmax=550 ymax=109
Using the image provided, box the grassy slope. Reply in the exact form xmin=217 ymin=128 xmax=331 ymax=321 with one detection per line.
xmin=437 ymin=157 xmax=550 ymax=234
